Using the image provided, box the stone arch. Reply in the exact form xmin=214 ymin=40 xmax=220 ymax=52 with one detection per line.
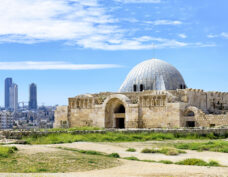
xmin=185 ymin=111 xmax=195 ymax=116
xmin=183 ymin=106 xmax=207 ymax=127
xmin=103 ymin=94 xmax=131 ymax=128
xmin=184 ymin=106 xmax=198 ymax=117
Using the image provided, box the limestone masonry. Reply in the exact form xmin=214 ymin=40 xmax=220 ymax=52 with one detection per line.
xmin=54 ymin=59 xmax=228 ymax=128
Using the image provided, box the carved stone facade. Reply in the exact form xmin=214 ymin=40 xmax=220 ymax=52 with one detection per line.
xmin=54 ymin=89 xmax=228 ymax=128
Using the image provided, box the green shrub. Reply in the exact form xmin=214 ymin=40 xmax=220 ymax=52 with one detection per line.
xmin=124 ymin=156 xmax=139 ymax=161
xmin=141 ymin=148 xmax=158 ymax=153
xmin=159 ymin=160 xmax=173 ymax=164
xmin=78 ymin=150 xmax=103 ymax=155
xmin=0 ymin=146 xmax=18 ymax=158
xmin=141 ymin=147 xmax=185 ymax=156
xmin=208 ymin=160 xmax=220 ymax=167
xmin=176 ymin=158 xmax=209 ymax=166
xmin=141 ymin=159 xmax=156 ymax=163
xmin=108 ymin=153 xmax=120 ymax=158
xmin=126 ymin=148 xmax=136 ymax=152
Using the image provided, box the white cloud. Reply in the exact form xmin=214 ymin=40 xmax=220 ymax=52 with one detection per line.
xmin=114 ymin=0 xmax=161 ymax=3
xmin=76 ymin=35 xmax=213 ymax=50
xmin=146 ymin=20 xmax=182 ymax=25
xmin=207 ymin=34 xmax=218 ymax=38
xmin=221 ymin=32 xmax=228 ymax=38
xmin=207 ymin=32 xmax=228 ymax=39
xmin=178 ymin=34 xmax=187 ymax=39
xmin=0 ymin=0 xmax=213 ymax=50
xmin=0 ymin=0 xmax=117 ymax=42
xmin=0 ymin=61 xmax=122 ymax=70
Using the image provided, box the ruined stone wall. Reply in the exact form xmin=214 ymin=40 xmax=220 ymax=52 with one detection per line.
xmin=181 ymin=89 xmax=228 ymax=114
xmin=69 ymin=105 xmax=105 ymax=128
xmin=53 ymin=106 xmax=68 ymax=128
xmin=205 ymin=113 xmax=228 ymax=127
xmin=206 ymin=92 xmax=228 ymax=114
xmin=140 ymin=103 xmax=181 ymax=128
xmin=68 ymin=95 xmax=108 ymax=128
xmin=136 ymin=93 xmax=181 ymax=128
xmin=180 ymin=105 xmax=228 ymax=127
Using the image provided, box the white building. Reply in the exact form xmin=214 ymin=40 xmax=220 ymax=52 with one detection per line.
xmin=0 ymin=111 xmax=13 ymax=129
xmin=9 ymin=83 xmax=18 ymax=111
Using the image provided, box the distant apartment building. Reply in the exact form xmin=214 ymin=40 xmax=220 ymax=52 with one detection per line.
xmin=4 ymin=78 xmax=12 ymax=109
xmin=29 ymin=83 xmax=37 ymax=110
xmin=0 ymin=111 xmax=13 ymax=129
xmin=9 ymin=83 xmax=18 ymax=111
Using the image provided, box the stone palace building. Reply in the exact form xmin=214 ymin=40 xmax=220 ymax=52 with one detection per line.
xmin=54 ymin=59 xmax=228 ymax=128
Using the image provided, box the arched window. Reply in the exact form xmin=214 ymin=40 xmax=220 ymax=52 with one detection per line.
xmin=140 ymin=84 xmax=144 ymax=92
xmin=180 ymin=84 xmax=183 ymax=89
xmin=185 ymin=111 xmax=195 ymax=116
xmin=183 ymin=85 xmax=186 ymax=89
xmin=133 ymin=84 xmax=137 ymax=92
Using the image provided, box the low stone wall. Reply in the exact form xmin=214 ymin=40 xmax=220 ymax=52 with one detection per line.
xmin=1 ymin=128 xmax=228 ymax=139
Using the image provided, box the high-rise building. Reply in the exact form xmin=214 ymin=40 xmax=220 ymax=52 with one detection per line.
xmin=9 ymin=83 xmax=18 ymax=111
xmin=5 ymin=78 xmax=12 ymax=109
xmin=29 ymin=83 xmax=37 ymax=110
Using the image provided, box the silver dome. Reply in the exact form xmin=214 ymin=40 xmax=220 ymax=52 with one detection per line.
xmin=119 ymin=59 xmax=187 ymax=92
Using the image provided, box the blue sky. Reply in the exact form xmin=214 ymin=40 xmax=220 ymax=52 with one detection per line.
xmin=0 ymin=0 xmax=228 ymax=106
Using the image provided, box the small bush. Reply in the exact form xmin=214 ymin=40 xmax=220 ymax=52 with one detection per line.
xmin=141 ymin=159 xmax=156 ymax=163
xmin=141 ymin=147 xmax=185 ymax=156
xmin=126 ymin=148 xmax=136 ymax=152
xmin=37 ymin=168 xmax=48 ymax=172
xmin=159 ymin=160 xmax=173 ymax=164
xmin=0 ymin=146 xmax=18 ymax=158
xmin=141 ymin=148 xmax=158 ymax=153
xmin=176 ymin=158 xmax=208 ymax=166
xmin=108 ymin=153 xmax=120 ymax=158
xmin=160 ymin=147 xmax=185 ymax=156
xmin=208 ymin=160 xmax=220 ymax=167
xmin=78 ymin=150 xmax=103 ymax=155
xmin=11 ymin=146 xmax=18 ymax=151
xmin=124 ymin=156 xmax=139 ymax=161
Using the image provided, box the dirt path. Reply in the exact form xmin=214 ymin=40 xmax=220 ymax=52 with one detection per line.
xmin=1 ymin=160 xmax=228 ymax=177
xmin=50 ymin=142 xmax=228 ymax=166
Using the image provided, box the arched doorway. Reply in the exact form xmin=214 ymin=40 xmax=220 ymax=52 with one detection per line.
xmin=184 ymin=110 xmax=195 ymax=127
xmin=114 ymin=104 xmax=125 ymax=128
xmin=105 ymin=98 xmax=126 ymax=129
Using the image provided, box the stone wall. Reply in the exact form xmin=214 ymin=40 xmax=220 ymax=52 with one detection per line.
xmin=69 ymin=105 xmax=104 ymax=128
xmin=140 ymin=103 xmax=181 ymax=128
xmin=53 ymin=106 xmax=68 ymax=128
xmin=180 ymin=106 xmax=228 ymax=127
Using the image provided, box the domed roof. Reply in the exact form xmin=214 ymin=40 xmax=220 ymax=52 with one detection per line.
xmin=119 ymin=59 xmax=187 ymax=92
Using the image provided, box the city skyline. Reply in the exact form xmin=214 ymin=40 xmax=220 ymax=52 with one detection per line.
xmin=0 ymin=0 xmax=228 ymax=106
xmin=3 ymin=77 xmax=38 ymax=109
